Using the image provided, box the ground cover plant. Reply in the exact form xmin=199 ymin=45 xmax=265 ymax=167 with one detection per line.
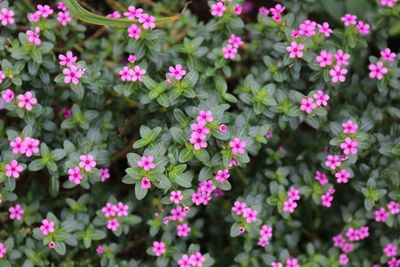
xmin=0 ymin=0 xmax=400 ymax=266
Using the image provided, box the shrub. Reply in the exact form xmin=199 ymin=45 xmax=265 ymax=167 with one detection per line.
xmin=0 ymin=0 xmax=400 ymax=266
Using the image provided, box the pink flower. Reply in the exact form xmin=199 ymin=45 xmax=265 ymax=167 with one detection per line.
xmin=116 ymin=202 xmax=129 ymax=217
xmin=5 ymin=160 xmax=24 ymax=178
xmin=128 ymin=54 xmax=137 ymax=63
xmin=0 ymin=8 xmax=15 ymax=26
xmin=124 ymin=6 xmax=143 ymax=20
xmin=57 ymin=11 xmax=71 ymax=26
xmin=259 ymin=7 xmax=270 ymax=16
xmin=59 ymin=51 xmax=77 ymax=66
xmin=132 ymin=65 xmax=146 ymax=81
xmin=178 ymin=254 xmax=191 ymax=267
xmin=219 ymin=124 xmax=228 ymax=133
xmin=57 ymin=2 xmax=68 ymax=11
xmin=329 ymin=65 xmax=348 ymax=83
xmin=101 ymin=202 xmax=117 ymax=218
xmin=190 ymin=252 xmax=206 ymax=267
xmin=313 ymin=90 xmax=329 ymax=106
xmin=338 ymin=254 xmax=349 ymax=266
xmin=375 ymin=207 xmax=389 ymax=222
xmin=107 ymin=218 xmax=120 ymax=231
xmin=0 ymin=242 xmax=6 ymax=259
xmin=152 ymin=241 xmax=166 ymax=256
xmin=271 ymin=263 xmax=282 ymax=267
xmin=61 ymin=107 xmax=72 ymax=118
xmin=369 ymin=61 xmax=388 ymax=80
xmin=96 ymin=245 xmax=104 ymax=255
xmin=340 ymin=137 xmax=359 ymax=155
xmin=22 ymin=137 xmax=40 ymax=157
xmin=37 ymin=4 xmax=54 ymax=18
xmin=333 ymin=234 xmax=346 ymax=248
xmin=234 ymin=4 xmax=242 ymax=15
xmin=286 ymin=257 xmax=300 ymax=267
xmin=177 ymin=223 xmax=191 ymax=237
xmin=197 ymin=110 xmax=213 ymax=124
xmin=229 ymin=137 xmax=246 ymax=155
xmin=141 ymin=177 xmax=151 ymax=189
xmin=26 ymin=27 xmax=41 ymax=45
xmin=384 ymin=243 xmax=398 ymax=258
xmin=299 ymin=20 xmax=317 ymax=37
xmin=17 ymin=91 xmax=37 ymax=111
xmin=190 ymin=135 xmax=208 ymax=150
xmin=79 ymin=154 xmax=96 ymax=172
xmin=381 ymin=48 xmax=396 ymax=62
xmin=68 ymin=167 xmax=83 ymax=184
xmin=40 ymin=219 xmax=55 ymax=236
xmin=335 ymin=169 xmax=351 ymax=183
xmin=119 ymin=66 xmax=134 ymax=81
xmin=286 ymin=41 xmax=305 ymax=58
xmin=27 ymin=11 xmax=41 ymax=23
xmin=191 ymin=123 xmax=210 ymax=139
xmin=335 ymin=50 xmax=350 ymax=66
xmin=288 ymin=187 xmax=300 ymax=201
xmin=318 ymin=22 xmax=333 ymax=37
xmin=357 ymin=21 xmax=370 ymax=35
xmin=0 ymin=71 xmax=5 ymax=84
xmin=170 ymin=190 xmax=183 ymax=204
xmin=63 ymin=65 xmax=83 ymax=85
xmin=1 ymin=88 xmax=14 ymax=102
xmin=232 ymin=201 xmax=247 ymax=215
xmin=106 ymin=11 xmax=121 ymax=18
xmin=270 ymin=4 xmax=285 ymax=21
xmin=243 ymin=207 xmax=258 ymax=223
xmin=380 ymin=0 xmax=396 ymax=7
xmin=342 ymin=120 xmax=358 ymax=134
xmin=137 ymin=156 xmax=155 ymax=171
xmin=168 ymin=64 xmax=186 ymax=80
xmin=128 ymin=24 xmax=142 ymax=39
xmin=283 ymin=198 xmax=297 ymax=213
xmin=315 ymin=170 xmax=328 ymax=185
xmin=222 ymin=44 xmax=238 ymax=60
xmin=388 ymin=201 xmax=400 ymax=215
xmin=321 ymin=192 xmax=334 ymax=207
xmin=138 ymin=14 xmax=156 ymax=30
xmin=10 ymin=137 xmax=25 ymax=154
xmin=341 ymin=13 xmax=357 ymax=26
xmin=300 ymin=97 xmax=317 ymax=113
xmin=9 ymin=204 xmax=24 ymax=220
xmin=211 ymin=2 xmax=226 ymax=17
xmin=325 ymin=155 xmax=341 ymax=170
xmin=100 ymin=168 xmax=110 ymax=182
xmin=316 ymin=50 xmax=333 ymax=67
xmin=229 ymin=34 xmax=244 ymax=48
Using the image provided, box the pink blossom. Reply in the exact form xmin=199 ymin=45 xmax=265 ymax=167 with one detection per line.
xmin=222 ymin=44 xmax=238 ymax=60
xmin=342 ymin=120 xmax=358 ymax=134
xmin=49 ymin=242 xmax=57 ymax=249
xmin=286 ymin=41 xmax=305 ymax=58
xmin=339 ymin=254 xmax=349 ymax=265
xmin=211 ymin=2 xmax=226 ymax=17
xmin=178 ymin=254 xmax=191 ymax=267
xmin=259 ymin=7 xmax=270 ymax=16
xmin=232 ymin=201 xmax=247 ymax=215
xmin=321 ymin=192 xmax=334 ymax=207
xmin=283 ymin=198 xmax=297 ymax=213
xmin=299 ymin=20 xmax=317 ymax=37
xmin=271 ymin=263 xmax=282 ymax=267
xmin=329 ymin=65 xmax=348 ymax=83
xmin=138 ymin=14 xmax=156 ymax=30
xmin=132 ymin=65 xmax=146 ymax=81
xmin=40 ymin=219 xmax=55 ymax=236
xmin=101 ymin=202 xmax=117 ymax=218
xmin=27 ymin=11 xmax=41 ymax=23
xmin=333 ymin=234 xmax=346 ymax=248
xmin=215 ymin=169 xmax=230 ymax=182
xmin=191 ymin=123 xmax=210 ymax=138
xmin=59 ymin=51 xmax=77 ymax=66
xmin=107 ymin=218 xmax=120 ymax=231
xmin=124 ymin=6 xmax=143 ymax=20
xmin=384 ymin=243 xmax=398 ymax=258
xmin=152 ymin=241 xmax=166 ymax=256
xmin=57 ymin=11 xmax=71 ymax=26
xmin=380 ymin=0 xmax=396 ymax=7
xmin=128 ymin=24 xmax=142 ymax=39
xmin=0 ymin=71 xmax=5 ymax=84
xmin=219 ymin=124 xmax=228 ymax=133
xmin=1 ymin=88 xmax=14 ymax=102
xmin=96 ymin=245 xmax=104 ymax=255
xmin=318 ymin=22 xmax=333 ymax=37
xmin=369 ymin=61 xmax=388 ymax=80
xmin=177 ymin=223 xmax=191 ymax=237
xmin=0 ymin=243 xmax=6 ymax=259
xmin=315 ymin=170 xmax=328 ymax=185
xmin=286 ymin=257 xmax=300 ymax=267
xmin=234 ymin=4 xmax=242 ymax=15
xmin=137 ymin=156 xmax=155 ymax=171
xmin=375 ymin=207 xmax=390 ymax=222
xmin=197 ymin=110 xmax=213 ymax=124
xmin=63 ymin=65 xmax=83 ymax=85
xmin=335 ymin=169 xmax=350 ymax=184
xmin=17 ymin=91 xmax=37 ymax=111
xmin=61 ymin=108 xmax=72 ymax=119
xmin=128 ymin=54 xmax=137 ymax=63
xmin=26 ymin=27 xmax=41 ymax=45
xmin=190 ymin=135 xmax=208 ymax=150
xmin=381 ymin=48 xmax=396 ymax=62
xmin=141 ymin=177 xmax=151 ymax=189
xmin=313 ymin=90 xmax=329 ymax=106
xmin=388 ymin=201 xmax=400 ymax=215
xmin=22 ymin=137 xmax=40 ymax=157
xmin=190 ymin=252 xmax=206 ymax=267
xmin=325 ymin=155 xmax=341 ymax=170
xmin=5 ymin=160 xmax=24 ymax=178
xmin=37 ymin=4 xmax=54 ymax=18
xmin=388 ymin=258 xmax=400 ymax=267
xmin=341 ymin=13 xmax=357 ymax=26
xmin=270 ymin=4 xmax=285 ymax=21
xmin=100 ymin=168 xmax=110 ymax=182
xmin=9 ymin=204 xmax=24 ymax=220
xmin=335 ymin=50 xmax=351 ymax=66
xmin=243 ymin=207 xmax=258 ymax=223
xmin=340 ymin=137 xmax=358 ymax=155
xmin=79 ymin=154 xmax=96 ymax=172
xmin=288 ymin=187 xmax=301 ymax=201
xmin=10 ymin=137 xmax=25 ymax=155
xmin=316 ymin=50 xmax=333 ymax=68
xmin=168 ymin=64 xmax=186 ymax=80
xmin=170 ymin=190 xmax=183 ymax=204
xmin=357 ymin=20 xmax=370 ymax=35
xmin=106 ymin=11 xmax=121 ymax=18
xmin=57 ymin=2 xmax=68 ymax=11
xmin=116 ymin=202 xmax=129 ymax=217
xmin=119 ymin=66 xmax=134 ymax=81
xmin=68 ymin=167 xmax=83 ymax=184
xmin=300 ymin=97 xmax=317 ymax=113
xmin=229 ymin=137 xmax=246 ymax=155
xmin=0 ymin=8 xmax=15 ymax=26
xmin=229 ymin=34 xmax=244 ymax=48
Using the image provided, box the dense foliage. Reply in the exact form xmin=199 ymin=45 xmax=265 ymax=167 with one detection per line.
xmin=1 ymin=0 xmax=400 ymax=266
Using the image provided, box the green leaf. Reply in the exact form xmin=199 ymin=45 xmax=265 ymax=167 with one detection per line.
xmin=28 ymin=159 xmax=45 ymax=171
xmin=178 ymin=148 xmax=193 ymax=163
xmin=135 ymin=183 xmax=148 ymax=200
xmin=175 ymin=171 xmax=193 ymax=188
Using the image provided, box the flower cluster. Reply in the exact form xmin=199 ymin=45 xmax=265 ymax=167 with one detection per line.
xmin=101 ymin=202 xmax=129 ymax=232
xmin=332 ymin=226 xmax=369 ymax=265
xmin=300 ymin=90 xmax=329 ymax=114
xmin=283 ymin=187 xmax=301 ymax=213
xmin=340 ymin=13 xmax=370 ymax=35
xmin=374 ymin=201 xmax=400 ymax=222
xmin=67 ymin=154 xmax=96 ymax=185
xmin=125 ymin=5 xmax=156 ymax=39
xmin=222 ymin=34 xmax=244 ymax=60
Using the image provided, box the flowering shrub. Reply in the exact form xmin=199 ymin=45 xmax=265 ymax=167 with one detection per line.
xmin=1 ymin=0 xmax=400 ymax=266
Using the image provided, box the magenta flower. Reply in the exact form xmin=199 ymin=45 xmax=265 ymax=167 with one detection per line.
xmin=315 ymin=170 xmax=328 ymax=185
xmin=381 ymin=48 xmax=396 ymax=62
xmin=332 ymin=234 xmax=346 ymax=248
xmin=168 ymin=64 xmax=186 ymax=80
xmin=283 ymin=198 xmax=297 ymax=213
xmin=177 ymin=223 xmax=191 ymax=237
xmin=325 ymin=155 xmax=341 ymax=170
xmin=270 ymin=4 xmax=285 ymax=21
xmin=286 ymin=258 xmax=300 ymax=267
xmin=59 ymin=51 xmax=77 ymax=66
xmin=243 ymin=207 xmax=257 ymax=223
xmin=286 ymin=41 xmax=304 ymax=58
xmin=215 ymin=169 xmax=230 ymax=182
xmin=316 ymin=50 xmax=333 ymax=68
xmin=234 ymin=4 xmax=242 ymax=15
xmin=380 ymin=0 xmax=396 ymax=7
xmin=190 ymin=135 xmax=208 ymax=150
xmin=37 ymin=4 xmax=54 ymax=18
xmin=10 ymin=136 xmax=25 ymax=155
xmin=357 ymin=20 xmax=370 ymax=35
xmin=190 ymin=252 xmax=206 ymax=267
xmin=318 ymin=22 xmax=333 ymax=37
xmin=119 ymin=66 xmax=134 ymax=81
xmin=340 ymin=137 xmax=359 ymax=155
xmin=211 ymin=2 xmax=226 ymax=17
xmin=79 ymin=154 xmax=96 ymax=172
xmin=40 ymin=219 xmax=55 ymax=236
xmin=0 ymin=8 xmax=15 ymax=26
xmin=196 ymin=110 xmax=213 ymax=124
xmin=138 ymin=14 xmax=156 ymax=30
xmin=68 ymin=167 xmax=83 ymax=185
xmin=229 ymin=137 xmax=247 ymax=155
xmin=232 ymin=201 xmax=247 ymax=215
xmin=63 ymin=65 xmax=83 ymax=85
xmin=222 ymin=44 xmax=238 ymax=60
xmin=128 ymin=24 xmax=142 ymax=39
xmin=170 ymin=190 xmax=183 ymax=204
xmin=329 ymin=65 xmax=347 ymax=83
xmin=0 ymin=243 xmax=6 ymax=259
xmin=17 ymin=91 xmax=38 ymax=111
xmin=128 ymin=54 xmax=137 ymax=63
xmin=106 ymin=11 xmax=121 ymax=18
xmin=152 ymin=241 xmax=166 ymax=256
xmin=369 ymin=61 xmax=388 ymax=80
xmin=271 ymin=263 xmax=282 ymax=267
xmin=100 ymin=168 xmax=110 ymax=182
xmin=107 ymin=218 xmax=120 ymax=231
xmin=61 ymin=108 xmax=72 ymax=119
xmin=300 ymin=97 xmax=317 ymax=113
xmin=96 ymin=245 xmax=104 ymax=255
xmin=341 ymin=13 xmax=357 ymax=26
xmin=132 ymin=65 xmax=146 ymax=81
xmin=5 ymin=160 xmax=24 ymax=178
xmin=299 ymin=20 xmax=317 ymax=37
xmin=116 ymin=202 xmax=129 ymax=217
xmin=313 ymin=90 xmax=329 ymax=106
xmin=9 ymin=204 xmax=24 ymax=221
xmin=342 ymin=120 xmax=358 ymax=134
xmin=27 ymin=12 xmax=41 ymax=23
xmin=219 ymin=124 xmax=228 ymax=133
xmin=57 ymin=11 xmax=72 ymax=26
xmin=338 ymin=254 xmax=349 ymax=266
xmin=141 ymin=177 xmax=151 ymax=189
xmin=1 ymin=88 xmax=14 ymax=102
xmin=335 ymin=169 xmax=350 ymax=183
xmin=388 ymin=201 xmax=400 ymax=215
xmin=259 ymin=7 xmax=270 ymax=15
xmin=321 ymin=191 xmax=334 ymax=207
xmin=335 ymin=50 xmax=350 ymax=66
xmin=288 ymin=187 xmax=300 ymax=201
xmin=22 ymin=137 xmax=40 ymax=157
xmin=137 ymin=156 xmax=155 ymax=172
xmin=124 ymin=6 xmax=143 ymax=20
xmin=229 ymin=34 xmax=244 ymax=48
xmin=375 ymin=207 xmax=389 ymax=222
xmin=191 ymin=123 xmax=210 ymax=138
xmin=101 ymin=202 xmax=117 ymax=218
xmin=384 ymin=243 xmax=398 ymax=257
xmin=26 ymin=27 xmax=41 ymax=45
